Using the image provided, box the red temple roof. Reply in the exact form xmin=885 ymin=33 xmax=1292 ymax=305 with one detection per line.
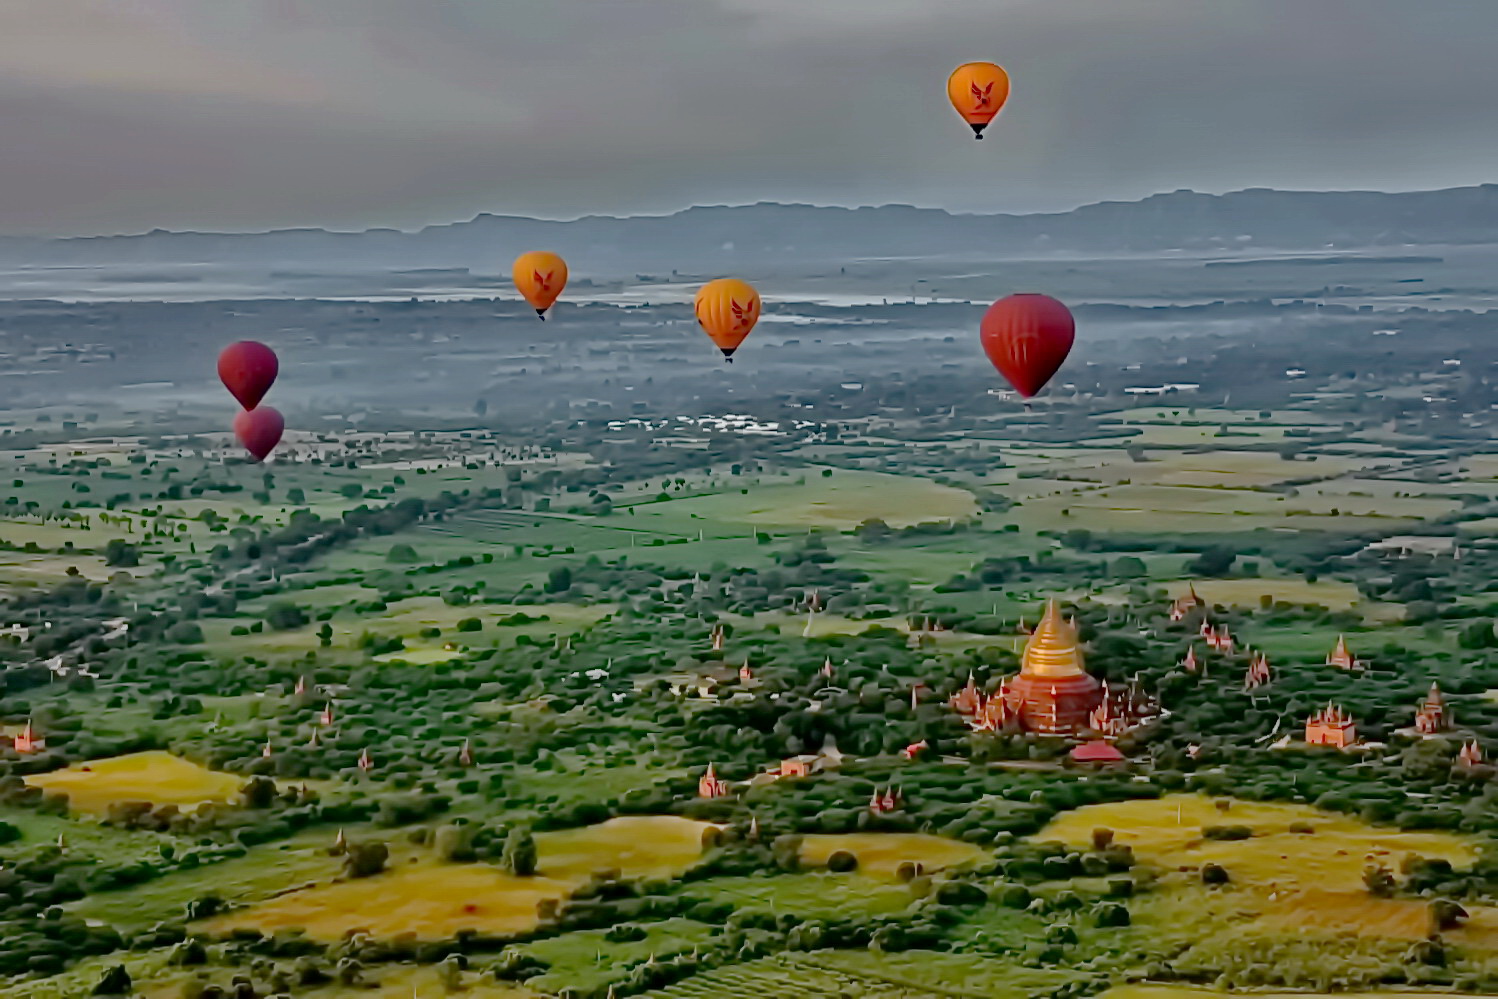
xmin=1070 ymin=740 xmax=1125 ymax=763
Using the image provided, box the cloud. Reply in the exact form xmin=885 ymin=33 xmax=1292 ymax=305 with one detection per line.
xmin=0 ymin=0 xmax=1495 ymax=235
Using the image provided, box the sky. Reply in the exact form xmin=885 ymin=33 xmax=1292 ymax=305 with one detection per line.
xmin=2 ymin=0 xmax=1497 ymax=236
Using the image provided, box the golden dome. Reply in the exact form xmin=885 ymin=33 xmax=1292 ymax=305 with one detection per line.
xmin=1021 ymin=599 xmax=1086 ymax=678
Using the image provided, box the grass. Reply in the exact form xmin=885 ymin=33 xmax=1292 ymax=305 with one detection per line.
xmin=536 ymin=816 xmax=717 ymax=881
xmin=197 ymin=862 xmax=574 ymax=939
xmin=202 ymin=596 xmax=612 ymax=660
xmin=1038 ymin=793 xmax=1498 ymax=952
xmin=25 ymin=751 xmax=246 ymax=815
xmin=643 ymin=951 xmax=1073 ymax=998
xmin=0 ymin=806 xmax=184 ymax=867
xmin=1036 ymin=792 xmax=1477 ymax=892
xmin=1104 ymin=989 xmax=1484 ymax=999
xmin=523 ymin=918 xmax=717 ymax=994
xmin=199 ymin=816 xmax=717 ymax=941
xmin=688 ymin=872 xmax=916 ymax=919
xmin=626 ymin=469 xmax=978 ymax=530
xmin=1163 ymin=577 xmax=1376 ymax=612
xmin=71 ymin=826 xmax=347 ymax=930
xmin=4 ymin=958 xmax=541 ymax=999
xmin=799 ymin=832 xmax=986 ymax=878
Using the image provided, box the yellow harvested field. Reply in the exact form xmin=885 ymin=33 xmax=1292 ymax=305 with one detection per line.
xmin=1037 ymin=793 xmax=1476 ymax=893
xmin=1011 ymin=449 xmax=1371 ymax=490
xmin=26 ymin=751 xmax=245 ymax=815
xmin=200 ymin=816 xmax=717 ymax=942
xmin=800 ymin=832 xmax=985 ymax=878
xmin=1166 ymin=578 xmax=1369 ymax=611
xmin=537 ymin=816 xmax=719 ymax=881
xmin=205 ymin=597 xmax=612 ymax=657
xmin=111 ymin=964 xmax=540 ymax=999
xmin=1003 ymin=481 xmax=1432 ymax=534
xmin=1255 ymin=887 xmax=1498 ymax=948
xmin=1107 ymin=988 xmax=1482 ymax=999
xmin=637 ymin=471 xmax=977 ymax=529
xmin=724 ymin=611 xmax=993 ymax=646
xmin=200 ymin=863 xmax=573 ymax=940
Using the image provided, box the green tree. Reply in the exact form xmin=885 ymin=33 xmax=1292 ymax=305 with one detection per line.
xmin=265 ymin=602 xmax=309 ymax=630
xmin=501 ymin=827 xmax=537 ymax=876
xmin=103 ymin=539 xmax=139 ymax=567
xmin=1458 ymin=620 xmax=1494 ymax=649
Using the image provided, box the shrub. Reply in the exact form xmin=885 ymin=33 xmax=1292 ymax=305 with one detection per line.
xmin=826 ymin=850 xmax=858 ymax=873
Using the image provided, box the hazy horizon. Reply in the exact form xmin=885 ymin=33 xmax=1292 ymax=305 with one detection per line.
xmin=4 ymin=0 xmax=1498 ymax=237
xmin=5 ymin=180 xmax=1494 ymax=242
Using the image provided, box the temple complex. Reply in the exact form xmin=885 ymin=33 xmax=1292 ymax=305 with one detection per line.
xmin=868 ymin=786 xmax=903 ymax=814
xmin=1205 ymin=625 xmax=1235 ymax=654
xmin=1002 ymin=600 xmax=1104 ymax=734
xmin=948 ymin=599 xmax=1162 ymax=740
xmin=1180 ymin=646 xmax=1199 ymax=673
xmin=1414 ymin=682 xmax=1451 ymax=733
xmin=1306 ymin=703 xmax=1357 ymax=748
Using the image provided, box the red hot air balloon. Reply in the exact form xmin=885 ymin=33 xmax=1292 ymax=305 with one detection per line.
xmin=218 ymin=341 xmax=279 ymax=410
xmin=979 ymin=294 xmax=1075 ymax=398
xmin=234 ymin=406 xmax=284 ymax=462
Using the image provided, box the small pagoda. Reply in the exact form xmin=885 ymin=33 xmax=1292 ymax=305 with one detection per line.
xmin=1244 ymin=652 xmax=1271 ymax=691
xmin=1306 ymin=703 xmax=1357 ymax=748
xmin=1327 ymin=635 xmax=1363 ymax=670
xmin=1414 ymin=682 xmax=1450 ymax=733
xmin=697 ymin=764 xmax=730 ymax=799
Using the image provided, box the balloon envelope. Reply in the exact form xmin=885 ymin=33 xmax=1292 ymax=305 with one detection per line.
xmin=218 ymin=341 xmax=279 ymax=410
xmin=947 ymin=62 xmax=1010 ymax=138
xmin=234 ymin=407 xmax=285 ymax=462
xmin=980 ymin=294 xmax=1075 ymax=398
xmin=512 ymin=251 xmax=569 ymax=318
xmin=694 ymin=279 xmax=761 ymax=360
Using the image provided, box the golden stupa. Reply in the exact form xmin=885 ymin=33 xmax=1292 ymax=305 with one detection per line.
xmin=1021 ymin=599 xmax=1086 ymax=678
xmin=1004 ymin=598 xmax=1102 ymax=735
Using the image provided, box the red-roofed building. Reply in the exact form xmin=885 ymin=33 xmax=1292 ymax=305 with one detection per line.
xmin=1070 ymin=740 xmax=1126 ymax=765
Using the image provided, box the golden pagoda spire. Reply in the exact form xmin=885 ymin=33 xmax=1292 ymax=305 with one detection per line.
xmin=1021 ymin=599 xmax=1086 ymax=678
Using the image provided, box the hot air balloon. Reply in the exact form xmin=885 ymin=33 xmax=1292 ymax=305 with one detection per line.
xmin=694 ymin=279 xmax=761 ymax=362
xmin=512 ymin=251 xmax=568 ymax=320
xmin=218 ymin=341 xmax=279 ymax=410
xmin=234 ymin=406 xmax=285 ymax=462
xmin=947 ymin=62 xmax=1010 ymax=140
xmin=980 ymin=294 xmax=1075 ymax=398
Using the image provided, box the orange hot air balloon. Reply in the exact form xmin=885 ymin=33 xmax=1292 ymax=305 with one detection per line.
xmin=980 ymin=294 xmax=1075 ymax=398
xmin=694 ymin=279 xmax=761 ymax=362
xmin=512 ymin=251 xmax=568 ymax=320
xmin=947 ymin=62 xmax=1010 ymax=140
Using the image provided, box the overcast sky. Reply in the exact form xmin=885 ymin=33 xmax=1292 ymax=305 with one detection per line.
xmin=2 ymin=0 xmax=1496 ymax=236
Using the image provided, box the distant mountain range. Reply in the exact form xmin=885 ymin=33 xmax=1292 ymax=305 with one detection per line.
xmin=4 ymin=184 xmax=1497 ymax=270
